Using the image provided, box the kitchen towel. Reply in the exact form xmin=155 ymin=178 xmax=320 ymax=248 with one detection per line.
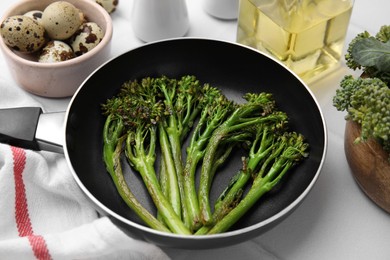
xmin=0 ymin=144 xmax=169 ymax=260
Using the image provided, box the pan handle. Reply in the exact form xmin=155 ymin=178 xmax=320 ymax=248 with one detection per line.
xmin=0 ymin=107 xmax=64 ymax=154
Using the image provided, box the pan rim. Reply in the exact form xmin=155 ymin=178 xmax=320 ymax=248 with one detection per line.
xmin=63 ymin=37 xmax=328 ymax=241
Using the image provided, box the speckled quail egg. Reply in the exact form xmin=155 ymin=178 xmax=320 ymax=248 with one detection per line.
xmin=38 ymin=40 xmax=75 ymax=63
xmin=0 ymin=15 xmax=46 ymax=53
xmin=41 ymin=1 xmax=82 ymax=40
xmin=70 ymin=22 xmax=104 ymax=56
xmin=95 ymin=0 xmax=118 ymax=14
xmin=23 ymin=10 xmax=44 ymax=25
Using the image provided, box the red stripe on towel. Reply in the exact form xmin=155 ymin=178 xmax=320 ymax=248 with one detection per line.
xmin=12 ymin=147 xmax=52 ymax=260
xmin=28 ymin=235 xmax=51 ymax=260
xmin=12 ymin=147 xmax=32 ymax=237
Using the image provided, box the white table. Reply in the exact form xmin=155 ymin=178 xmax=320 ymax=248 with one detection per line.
xmin=1 ymin=1 xmax=389 ymax=259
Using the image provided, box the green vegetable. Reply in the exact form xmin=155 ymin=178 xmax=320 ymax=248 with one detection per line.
xmin=102 ymin=112 xmax=170 ymax=233
xmin=351 ymin=38 xmax=390 ymax=72
xmin=375 ymin=25 xmax=390 ymax=43
xmin=154 ymin=76 xmax=203 ymax=227
xmin=334 ymin=25 xmax=390 ymax=160
xmin=102 ymin=79 xmax=191 ymax=235
xmin=206 ymin=132 xmax=308 ymax=234
xmin=198 ymin=92 xmax=287 ymax=225
xmin=101 ymin=75 xmax=309 ymax=235
xmin=195 ymin=120 xmax=288 ymax=235
xmin=334 ymin=76 xmax=390 ymax=156
xmin=182 ymin=84 xmax=235 ymax=231
xmin=345 ymin=25 xmax=390 ymax=84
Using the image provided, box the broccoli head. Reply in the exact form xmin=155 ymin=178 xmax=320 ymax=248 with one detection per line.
xmin=345 ymin=31 xmax=371 ymax=71
xmin=376 ymin=25 xmax=390 ymax=43
xmin=333 ymin=75 xmax=390 ymax=156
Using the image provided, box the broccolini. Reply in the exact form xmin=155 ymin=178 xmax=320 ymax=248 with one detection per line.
xmin=334 ymin=25 xmax=390 ymax=159
xmin=198 ymin=92 xmax=288 ymax=225
xmin=101 ymin=75 xmax=310 ymax=235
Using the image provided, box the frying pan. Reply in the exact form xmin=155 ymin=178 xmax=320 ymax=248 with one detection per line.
xmin=0 ymin=38 xmax=327 ymax=249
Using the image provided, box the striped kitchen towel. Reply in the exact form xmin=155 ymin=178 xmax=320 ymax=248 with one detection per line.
xmin=0 ymin=144 xmax=169 ymax=260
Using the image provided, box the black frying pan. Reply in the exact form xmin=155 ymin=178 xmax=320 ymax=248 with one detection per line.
xmin=2 ymin=38 xmax=327 ymax=249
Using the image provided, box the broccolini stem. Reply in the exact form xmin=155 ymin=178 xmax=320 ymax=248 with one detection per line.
xmin=196 ymin=146 xmax=265 ymax=235
xmin=166 ymin=123 xmax=189 ymax=226
xmin=198 ymin=115 xmax=280 ymax=225
xmin=213 ymin=127 xmax=275 ymax=219
xmin=207 ymin=158 xmax=294 ymax=234
xmin=125 ymin=129 xmax=191 ymax=235
xmin=206 ymin=177 xmax=274 ymax=234
xmin=207 ymin=133 xmax=308 ymax=234
xmin=158 ymin=123 xmax=181 ymax=218
xmin=198 ymin=128 xmax=223 ymax=225
xmin=157 ymin=159 xmax=167 ymax=223
xmin=157 ymin=77 xmax=191 ymax=227
xmin=186 ymin=91 xmax=235 ymax=226
xmin=182 ymin=102 xmax=232 ymax=230
xmin=183 ymin=153 xmax=202 ymax=231
xmin=102 ymin=115 xmax=170 ymax=232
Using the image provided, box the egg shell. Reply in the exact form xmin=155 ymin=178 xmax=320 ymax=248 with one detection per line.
xmin=38 ymin=40 xmax=75 ymax=63
xmin=42 ymin=1 xmax=82 ymax=40
xmin=95 ymin=0 xmax=118 ymax=14
xmin=23 ymin=10 xmax=44 ymax=25
xmin=70 ymin=22 xmax=104 ymax=56
xmin=0 ymin=15 xmax=46 ymax=53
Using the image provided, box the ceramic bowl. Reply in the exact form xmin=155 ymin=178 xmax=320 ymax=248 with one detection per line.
xmin=0 ymin=0 xmax=113 ymax=98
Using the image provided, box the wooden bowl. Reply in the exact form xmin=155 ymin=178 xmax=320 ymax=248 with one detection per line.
xmin=344 ymin=120 xmax=390 ymax=213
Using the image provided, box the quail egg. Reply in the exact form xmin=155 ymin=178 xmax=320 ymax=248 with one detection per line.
xmin=95 ymin=0 xmax=118 ymax=14
xmin=41 ymin=1 xmax=82 ymax=40
xmin=23 ymin=10 xmax=44 ymax=25
xmin=70 ymin=22 xmax=104 ymax=56
xmin=0 ymin=15 xmax=46 ymax=53
xmin=38 ymin=40 xmax=75 ymax=63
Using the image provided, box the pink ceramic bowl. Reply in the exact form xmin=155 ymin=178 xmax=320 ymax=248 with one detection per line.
xmin=0 ymin=0 xmax=113 ymax=98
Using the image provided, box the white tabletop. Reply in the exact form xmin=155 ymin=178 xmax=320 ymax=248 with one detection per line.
xmin=1 ymin=0 xmax=389 ymax=259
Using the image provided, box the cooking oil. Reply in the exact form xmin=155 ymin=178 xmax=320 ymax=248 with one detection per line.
xmin=237 ymin=0 xmax=354 ymax=82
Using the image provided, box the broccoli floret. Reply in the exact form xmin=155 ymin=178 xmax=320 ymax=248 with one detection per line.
xmin=333 ymin=75 xmax=390 ymax=157
xmin=345 ymin=31 xmax=371 ymax=71
xmin=376 ymin=25 xmax=390 ymax=43
xmin=339 ymin=25 xmax=390 ymax=160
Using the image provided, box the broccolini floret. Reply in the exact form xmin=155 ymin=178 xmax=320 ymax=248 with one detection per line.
xmin=345 ymin=31 xmax=371 ymax=71
xmin=376 ymin=25 xmax=390 ymax=43
xmin=333 ymin=75 xmax=390 ymax=156
xmin=335 ymin=25 xmax=390 ymax=160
